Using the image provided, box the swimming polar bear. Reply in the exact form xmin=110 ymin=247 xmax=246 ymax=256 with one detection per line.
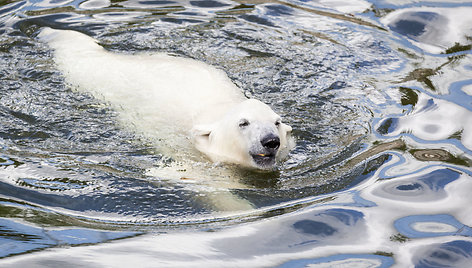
xmin=38 ymin=28 xmax=295 ymax=171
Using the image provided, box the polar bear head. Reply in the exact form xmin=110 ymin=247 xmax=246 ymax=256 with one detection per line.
xmin=192 ymin=99 xmax=295 ymax=169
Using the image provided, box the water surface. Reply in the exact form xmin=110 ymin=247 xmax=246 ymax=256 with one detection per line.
xmin=1 ymin=0 xmax=472 ymax=266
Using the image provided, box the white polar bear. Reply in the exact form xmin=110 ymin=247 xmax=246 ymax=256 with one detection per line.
xmin=38 ymin=28 xmax=295 ymax=170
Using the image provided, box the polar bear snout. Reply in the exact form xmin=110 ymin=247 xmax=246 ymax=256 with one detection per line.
xmin=249 ymin=133 xmax=281 ymax=169
xmin=261 ymin=134 xmax=280 ymax=151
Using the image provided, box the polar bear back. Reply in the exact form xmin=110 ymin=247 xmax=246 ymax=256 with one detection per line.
xmin=39 ymin=28 xmax=247 ymax=135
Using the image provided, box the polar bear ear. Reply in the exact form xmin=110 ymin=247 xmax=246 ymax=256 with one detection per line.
xmin=281 ymin=123 xmax=292 ymax=133
xmin=280 ymin=123 xmax=295 ymax=150
xmin=192 ymin=124 xmax=213 ymax=137
xmin=191 ymin=124 xmax=213 ymax=148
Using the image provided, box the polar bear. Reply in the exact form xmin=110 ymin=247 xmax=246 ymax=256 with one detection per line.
xmin=38 ymin=28 xmax=295 ymax=170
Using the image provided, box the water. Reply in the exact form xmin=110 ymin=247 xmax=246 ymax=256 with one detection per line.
xmin=0 ymin=0 xmax=471 ymax=266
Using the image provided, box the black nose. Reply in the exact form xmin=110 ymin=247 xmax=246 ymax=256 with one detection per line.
xmin=261 ymin=135 xmax=280 ymax=150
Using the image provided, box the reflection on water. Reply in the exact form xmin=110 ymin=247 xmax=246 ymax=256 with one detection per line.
xmin=371 ymin=168 xmax=460 ymax=202
xmin=395 ymin=214 xmax=472 ymax=238
xmin=413 ymin=240 xmax=472 ymax=267
xmin=0 ymin=0 xmax=472 ymax=266
xmin=382 ymin=7 xmax=472 ymax=54
xmin=279 ymin=254 xmax=394 ymax=268
xmin=377 ymin=89 xmax=472 ymax=152
xmin=0 ymin=217 xmax=139 ymax=258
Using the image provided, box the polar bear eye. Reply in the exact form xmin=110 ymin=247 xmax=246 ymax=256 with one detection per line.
xmin=275 ymin=120 xmax=281 ymax=127
xmin=239 ymin=119 xmax=250 ymax=128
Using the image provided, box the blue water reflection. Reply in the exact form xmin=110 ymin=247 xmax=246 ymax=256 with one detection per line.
xmin=388 ymin=11 xmax=442 ymax=40
xmin=395 ymin=214 xmax=472 ymax=238
xmin=372 ymin=168 xmax=460 ymax=202
xmin=376 ymin=92 xmax=472 ymax=154
xmin=209 ymin=208 xmax=367 ymax=257
xmin=0 ymin=218 xmax=139 ymax=258
xmin=291 ymin=209 xmax=364 ymax=246
xmin=414 ymin=240 xmax=472 ymax=268
xmin=279 ymin=254 xmax=394 ymax=268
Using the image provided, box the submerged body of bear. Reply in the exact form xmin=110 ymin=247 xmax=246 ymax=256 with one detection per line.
xmin=39 ymin=28 xmax=294 ymax=170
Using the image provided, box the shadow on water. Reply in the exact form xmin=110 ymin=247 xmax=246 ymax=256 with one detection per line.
xmin=0 ymin=0 xmax=472 ymax=265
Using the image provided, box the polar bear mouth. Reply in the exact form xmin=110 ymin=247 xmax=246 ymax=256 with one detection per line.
xmin=251 ymin=152 xmax=276 ymax=168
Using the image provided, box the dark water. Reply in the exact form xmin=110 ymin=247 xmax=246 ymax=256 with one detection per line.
xmin=1 ymin=0 xmax=472 ymax=266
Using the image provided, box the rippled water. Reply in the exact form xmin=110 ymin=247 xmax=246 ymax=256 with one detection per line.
xmin=0 ymin=0 xmax=472 ymax=266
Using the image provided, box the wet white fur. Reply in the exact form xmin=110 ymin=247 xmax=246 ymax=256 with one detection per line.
xmin=39 ymin=28 xmax=294 ymax=169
